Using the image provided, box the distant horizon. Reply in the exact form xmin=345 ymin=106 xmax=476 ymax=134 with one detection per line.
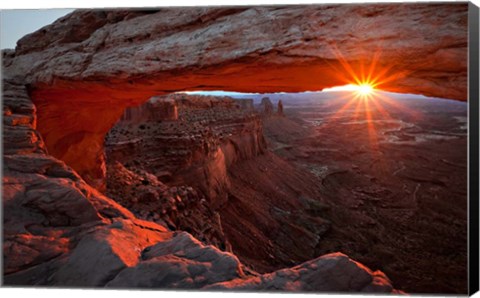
xmin=180 ymin=88 xmax=463 ymax=103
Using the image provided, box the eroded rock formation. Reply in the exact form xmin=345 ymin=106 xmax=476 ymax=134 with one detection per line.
xmin=120 ymin=96 xmax=178 ymax=123
xmin=2 ymin=4 xmax=468 ymax=186
xmin=103 ymin=94 xmax=335 ymax=273
xmin=277 ymin=100 xmax=284 ymax=116
xmin=235 ymin=98 xmax=254 ymax=111
xmin=260 ymin=97 xmax=274 ymax=116
xmin=106 ymin=94 xmax=266 ymax=205
xmin=207 ymin=252 xmax=397 ymax=293
xmin=105 ymin=94 xmax=266 ymax=252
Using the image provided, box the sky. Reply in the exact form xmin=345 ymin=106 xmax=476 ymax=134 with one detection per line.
xmin=1 ymin=9 xmax=74 ymax=49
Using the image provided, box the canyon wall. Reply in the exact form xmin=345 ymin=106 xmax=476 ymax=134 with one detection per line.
xmin=260 ymin=97 xmax=275 ymax=116
xmin=2 ymin=4 xmax=468 ymax=188
xmin=104 ymin=94 xmax=267 ymax=256
xmin=103 ymin=94 xmax=341 ymax=273
xmin=105 ymin=94 xmax=266 ymax=207
xmin=120 ymin=96 xmax=178 ymax=123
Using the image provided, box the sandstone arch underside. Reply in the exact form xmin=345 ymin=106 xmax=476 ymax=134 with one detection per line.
xmin=3 ymin=4 xmax=468 ymax=188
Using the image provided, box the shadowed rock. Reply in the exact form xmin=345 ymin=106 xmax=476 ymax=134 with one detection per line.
xmin=277 ymin=100 xmax=284 ymax=116
xmin=106 ymin=231 xmax=244 ymax=288
xmin=260 ymin=97 xmax=274 ymax=116
xmin=206 ymin=252 xmax=400 ymax=293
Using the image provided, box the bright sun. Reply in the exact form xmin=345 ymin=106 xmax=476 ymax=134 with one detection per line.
xmin=323 ymin=83 xmax=376 ymax=98
xmin=356 ymin=84 xmax=374 ymax=96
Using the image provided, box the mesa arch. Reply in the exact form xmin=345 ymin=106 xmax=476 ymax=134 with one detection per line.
xmin=3 ymin=4 xmax=468 ymax=189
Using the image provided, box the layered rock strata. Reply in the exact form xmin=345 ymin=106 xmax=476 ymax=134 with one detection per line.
xmin=105 ymin=94 xmax=265 ymax=254
xmin=106 ymin=94 xmax=266 ymax=207
xmin=120 ymin=96 xmax=178 ymax=123
xmin=104 ymin=94 xmax=336 ymax=272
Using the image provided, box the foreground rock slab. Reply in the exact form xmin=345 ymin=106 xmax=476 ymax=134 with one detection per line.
xmin=207 ymin=252 xmax=400 ymax=293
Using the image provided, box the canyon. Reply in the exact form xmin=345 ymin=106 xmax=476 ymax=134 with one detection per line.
xmin=104 ymin=94 xmax=333 ymax=273
xmin=2 ymin=3 xmax=470 ymax=294
xmin=2 ymin=80 xmax=399 ymax=292
xmin=260 ymin=92 xmax=468 ymax=293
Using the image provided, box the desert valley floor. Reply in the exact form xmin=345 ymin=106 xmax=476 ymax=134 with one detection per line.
xmin=260 ymin=92 xmax=468 ymax=293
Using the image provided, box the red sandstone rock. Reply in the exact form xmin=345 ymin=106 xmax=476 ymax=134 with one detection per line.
xmin=235 ymin=98 xmax=254 ymax=111
xmin=2 ymin=80 xmax=46 ymax=155
xmin=2 ymin=76 xmax=393 ymax=291
xmin=2 ymin=150 xmax=398 ymax=292
xmin=7 ymin=5 xmax=467 ymax=100
xmin=104 ymin=159 xmax=232 ymax=251
xmin=103 ymin=94 xmax=333 ymax=272
xmin=3 ymin=4 xmax=466 ymax=292
xmin=2 ymin=109 xmax=398 ymax=294
xmin=105 ymin=231 xmax=244 ymax=288
xmin=220 ymin=152 xmax=331 ymax=272
xmin=2 ymin=4 xmax=468 ymax=185
xmin=206 ymin=252 xmax=401 ymax=293
xmin=3 ymin=234 xmax=69 ymax=275
xmin=104 ymin=95 xmax=266 ymax=253
xmin=260 ymin=97 xmax=274 ymax=116
xmin=120 ymin=96 xmax=178 ymax=123
xmin=277 ymin=100 xmax=284 ymax=116
xmin=106 ymin=94 xmax=267 ymax=207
